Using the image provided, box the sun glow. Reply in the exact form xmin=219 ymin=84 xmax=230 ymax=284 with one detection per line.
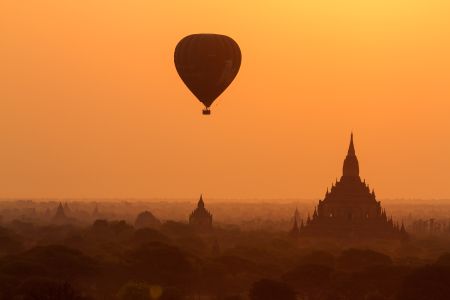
xmin=0 ymin=1 xmax=450 ymax=199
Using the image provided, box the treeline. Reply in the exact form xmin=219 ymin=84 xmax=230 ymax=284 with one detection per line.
xmin=0 ymin=219 xmax=449 ymax=299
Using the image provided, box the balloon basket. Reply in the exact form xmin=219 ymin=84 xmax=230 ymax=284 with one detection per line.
xmin=202 ymin=109 xmax=211 ymax=115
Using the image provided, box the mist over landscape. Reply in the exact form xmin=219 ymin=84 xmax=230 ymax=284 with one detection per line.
xmin=2 ymin=198 xmax=450 ymax=232
xmin=0 ymin=197 xmax=449 ymax=299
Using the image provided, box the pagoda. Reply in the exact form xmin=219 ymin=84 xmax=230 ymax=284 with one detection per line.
xmin=300 ymin=134 xmax=407 ymax=240
xmin=189 ymin=195 xmax=213 ymax=230
xmin=52 ymin=202 xmax=70 ymax=224
xmin=289 ymin=207 xmax=301 ymax=237
xmin=135 ymin=211 xmax=162 ymax=229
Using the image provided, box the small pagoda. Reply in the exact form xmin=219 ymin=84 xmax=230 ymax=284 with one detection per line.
xmin=189 ymin=195 xmax=213 ymax=231
xmin=52 ymin=202 xmax=70 ymax=224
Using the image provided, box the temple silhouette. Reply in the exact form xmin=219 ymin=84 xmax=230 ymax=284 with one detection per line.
xmin=135 ymin=211 xmax=162 ymax=229
xmin=189 ymin=195 xmax=213 ymax=231
xmin=295 ymin=134 xmax=407 ymax=240
xmin=52 ymin=202 xmax=70 ymax=224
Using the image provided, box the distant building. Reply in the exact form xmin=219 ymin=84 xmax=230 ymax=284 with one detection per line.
xmin=52 ymin=202 xmax=69 ymax=224
xmin=92 ymin=203 xmax=105 ymax=220
xmin=290 ymin=218 xmax=300 ymax=238
xmin=289 ymin=207 xmax=300 ymax=237
xmin=189 ymin=195 xmax=213 ymax=230
xmin=134 ymin=211 xmax=161 ymax=229
xmin=63 ymin=202 xmax=72 ymax=216
xmin=44 ymin=207 xmax=52 ymax=218
xmin=412 ymin=218 xmax=448 ymax=235
xmin=300 ymin=134 xmax=407 ymax=240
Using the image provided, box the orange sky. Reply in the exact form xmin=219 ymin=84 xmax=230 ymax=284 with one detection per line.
xmin=1 ymin=1 xmax=450 ymax=200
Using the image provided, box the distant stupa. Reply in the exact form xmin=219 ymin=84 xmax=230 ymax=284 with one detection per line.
xmin=289 ymin=207 xmax=301 ymax=237
xmin=134 ymin=211 xmax=161 ymax=229
xmin=44 ymin=208 xmax=51 ymax=218
xmin=63 ymin=202 xmax=72 ymax=215
xmin=52 ymin=202 xmax=69 ymax=224
xmin=299 ymin=134 xmax=407 ymax=240
xmin=290 ymin=217 xmax=300 ymax=238
xmin=189 ymin=195 xmax=213 ymax=231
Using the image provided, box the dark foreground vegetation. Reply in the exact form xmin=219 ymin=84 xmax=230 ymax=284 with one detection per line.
xmin=1 ymin=218 xmax=450 ymax=300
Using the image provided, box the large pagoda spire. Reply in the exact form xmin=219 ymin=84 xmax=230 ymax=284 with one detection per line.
xmin=348 ymin=132 xmax=356 ymax=156
xmin=342 ymin=133 xmax=360 ymax=178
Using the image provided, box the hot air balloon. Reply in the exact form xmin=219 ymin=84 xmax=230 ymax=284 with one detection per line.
xmin=174 ymin=34 xmax=241 ymax=115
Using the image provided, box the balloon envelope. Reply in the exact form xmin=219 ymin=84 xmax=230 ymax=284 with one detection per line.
xmin=174 ymin=34 xmax=241 ymax=112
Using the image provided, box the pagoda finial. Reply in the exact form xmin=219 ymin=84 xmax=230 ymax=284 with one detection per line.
xmin=198 ymin=194 xmax=205 ymax=208
xmin=348 ymin=132 xmax=356 ymax=156
xmin=53 ymin=202 xmax=67 ymax=221
xmin=294 ymin=207 xmax=300 ymax=222
xmin=342 ymin=133 xmax=360 ymax=177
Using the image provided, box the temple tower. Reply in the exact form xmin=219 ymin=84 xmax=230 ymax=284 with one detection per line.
xmin=52 ymin=202 xmax=69 ymax=224
xmin=300 ymin=134 xmax=406 ymax=240
xmin=189 ymin=195 xmax=213 ymax=230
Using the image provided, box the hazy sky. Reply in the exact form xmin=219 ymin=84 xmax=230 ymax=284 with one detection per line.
xmin=1 ymin=1 xmax=449 ymax=199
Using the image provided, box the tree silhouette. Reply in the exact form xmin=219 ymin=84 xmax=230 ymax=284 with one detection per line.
xmin=398 ymin=265 xmax=450 ymax=300
xmin=283 ymin=264 xmax=332 ymax=299
xmin=249 ymin=279 xmax=296 ymax=300
xmin=118 ymin=282 xmax=150 ymax=300
xmin=337 ymin=249 xmax=392 ymax=272
xmin=18 ymin=278 xmax=87 ymax=300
